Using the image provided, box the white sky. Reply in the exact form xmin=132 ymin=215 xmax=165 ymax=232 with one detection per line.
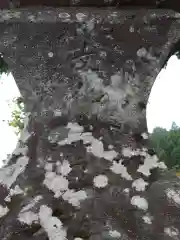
xmin=146 ymin=54 xmax=180 ymax=133
xmin=0 ymin=72 xmax=21 ymax=166
xmin=0 ymin=54 xmax=179 ymax=166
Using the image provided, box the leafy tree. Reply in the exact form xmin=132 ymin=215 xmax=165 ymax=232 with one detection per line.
xmin=149 ymin=122 xmax=180 ymax=170
xmin=0 ymin=55 xmax=24 ymax=136
xmin=8 ymin=97 xmax=25 ymax=136
xmin=0 ymin=54 xmax=10 ymax=75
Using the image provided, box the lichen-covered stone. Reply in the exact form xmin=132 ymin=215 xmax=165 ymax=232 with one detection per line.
xmin=0 ymin=7 xmax=180 ymax=240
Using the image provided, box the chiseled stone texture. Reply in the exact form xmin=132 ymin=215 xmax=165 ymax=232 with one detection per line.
xmin=0 ymin=7 xmax=179 ymax=240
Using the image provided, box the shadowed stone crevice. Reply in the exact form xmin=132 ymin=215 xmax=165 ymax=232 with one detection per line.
xmin=0 ymin=7 xmax=180 ymax=240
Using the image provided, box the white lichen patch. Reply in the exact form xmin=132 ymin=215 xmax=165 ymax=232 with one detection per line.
xmin=45 ymin=163 xmax=53 ymax=172
xmin=157 ymin=161 xmax=167 ymax=169
xmin=110 ymin=161 xmax=132 ymax=180
xmin=164 ymin=227 xmax=179 ymax=237
xmin=108 ymin=145 xmax=114 ymax=150
xmin=62 ymin=189 xmax=87 ymax=208
xmin=142 ymin=147 xmax=148 ymax=152
xmin=80 ymin=68 xmax=128 ymax=114
xmin=129 ymin=26 xmax=135 ymax=32
xmin=19 ymin=112 xmax=31 ymax=143
xmin=89 ymin=125 xmax=93 ymax=130
xmin=123 ymin=188 xmax=130 ymax=194
xmin=56 ymin=160 xmax=72 ymax=176
xmin=76 ymin=12 xmax=87 ymax=21
xmin=141 ymin=132 xmax=148 ymax=139
xmin=132 ymin=178 xmax=148 ymax=191
xmin=54 ymin=109 xmax=62 ymax=116
xmin=109 ymin=230 xmax=121 ymax=238
xmin=175 ymin=12 xmax=180 ymax=18
xmin=93 ymin=175 xmax=108 ymax=188
xmin=110 ymin=74 xmax=122 ymax=88
xmin=87 ymin=138 xmax=118 ymax=161
xmin=28 ymin=15 xmax=36 ymax=22
xmin=102 ymin=150 xmax=118 ymax=161
xmin=58 ymin=12 xmax=70 ymax=19
xmin=48 ymin=156 xmax=53 ymax=161
xmin=99 ymin=51 xmax=107 ymax=58
xmin=67 ymin=122 xmax=84 ymax=133
xmin=91 ymin=139 xmax=109 ymax=160
xmin=133 ymin=149 xmax=143 ymax=156
xmin=21 ymin=195 xmax=43 ymax=213
xmin=0 ymin=155 xmax=29 ymax=188
xmin=58 ymin=122 xmax=118 ymax=162
xmin=48 ymin=52 xmax=54 ymax=58
xmin=43 ymin=172 xmax=69 ymax=198
xmin=11 ymin=113 xmax=31 ymax=157
xmin=81 ymin=132 xmax=94 ymax=144
xmin=137 ymin=154 xmax=165 ymax=176
xmin=2 ymin=11 xmax=21 ymax=20
xmin=58 ymin=122 xmax=84 ymax=145
xmin=4 ymin=195 xmax=11 ymax=202
xmin=125 ymin=148 xmax=147 ymax=158
xmin=166 ymin=189 xmax=180 ymax=206
xmin=122 ymin=147 xmax=133 ymax=158
xmin=10 ymin=185 xmax=24 ymax=195
xmin=5 ymin=185 xmax=24 ymax=202
xmin=131 ymin=196 xmax=148 ymax=211
xmin=142 ymin=214 xmax=153 ymax=224
xmin=39 ymin=205 xmax=67 ymax=240
xmin=0 ymin=205 xmax=9 ymax=218
xmin=18 ymin=211 xmax=38 ymax=225
xmin=44 ymin=156 xmax=87 ymax=208
xmin=137 ymin=47 xmax=147 ymax=58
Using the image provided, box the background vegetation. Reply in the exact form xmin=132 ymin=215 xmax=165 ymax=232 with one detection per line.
xmin=1 ymin=53 xmax=180 ymax=171
xmin=8 ymin=96 xmax=25 ymax=135
xmin=0 ymin=54 xmax=25 ymax=135
xmin=0 ymin=54 xmax=9 ymax=75
xmin=149 ymin=122 xmax=180 ymax=171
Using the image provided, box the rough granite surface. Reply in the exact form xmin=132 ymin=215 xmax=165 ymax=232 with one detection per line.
xmin=0 ymin=7 xmax=180 ymax=240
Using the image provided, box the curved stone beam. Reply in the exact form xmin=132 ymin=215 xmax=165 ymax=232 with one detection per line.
xmin=1 ymin=0 xmax=180 ymax=14
xmin=0 ymin=7 xmax=179 ymax=240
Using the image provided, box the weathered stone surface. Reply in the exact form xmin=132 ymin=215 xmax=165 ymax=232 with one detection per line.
xmin=1 ymin=0 xmax=180 ymax=13
xmin=0 ymin=7 xmax=180 ymax=240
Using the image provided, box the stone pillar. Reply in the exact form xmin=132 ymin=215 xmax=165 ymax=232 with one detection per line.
xmin=0 ymin=8 xmax=179 ymax=240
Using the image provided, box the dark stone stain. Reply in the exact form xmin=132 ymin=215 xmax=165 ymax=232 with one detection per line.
xmin=133 ymin=133 xmax=143 ymax=142
xmin=148 ymin=148 xmax=156 ymax=156
xmin=47 ymin=116 xmax=68 ymax=130
xmin=138 ymin=101 xmax=146 ymax=110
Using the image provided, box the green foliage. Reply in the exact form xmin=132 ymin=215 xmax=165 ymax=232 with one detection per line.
xmin=8 ymin=97 xmax=25 ymax=136
xmin=0 ymin=54 xmax=9 ymax=75
xmin=175 ymin=51 xmax=180 ymax=60
xmin=0 ymin=55 xmax=24 ymax=135
xmin=149 ymin=122 xmax=180 ymax=170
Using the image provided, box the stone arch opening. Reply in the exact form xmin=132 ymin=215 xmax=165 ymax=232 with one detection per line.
xmin=0 ymin=53 xmax=25 ymax=167
xmin=146 ymin=39 xmax=180 ymax=172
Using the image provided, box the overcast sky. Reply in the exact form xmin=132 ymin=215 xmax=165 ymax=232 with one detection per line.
xmin=146 ymin=54 xmax=180 ymax=133
xmin=0 ymin=54 xmax=179 ymax=166
xmin=0 ymin=72 xmax=21 ymax=166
